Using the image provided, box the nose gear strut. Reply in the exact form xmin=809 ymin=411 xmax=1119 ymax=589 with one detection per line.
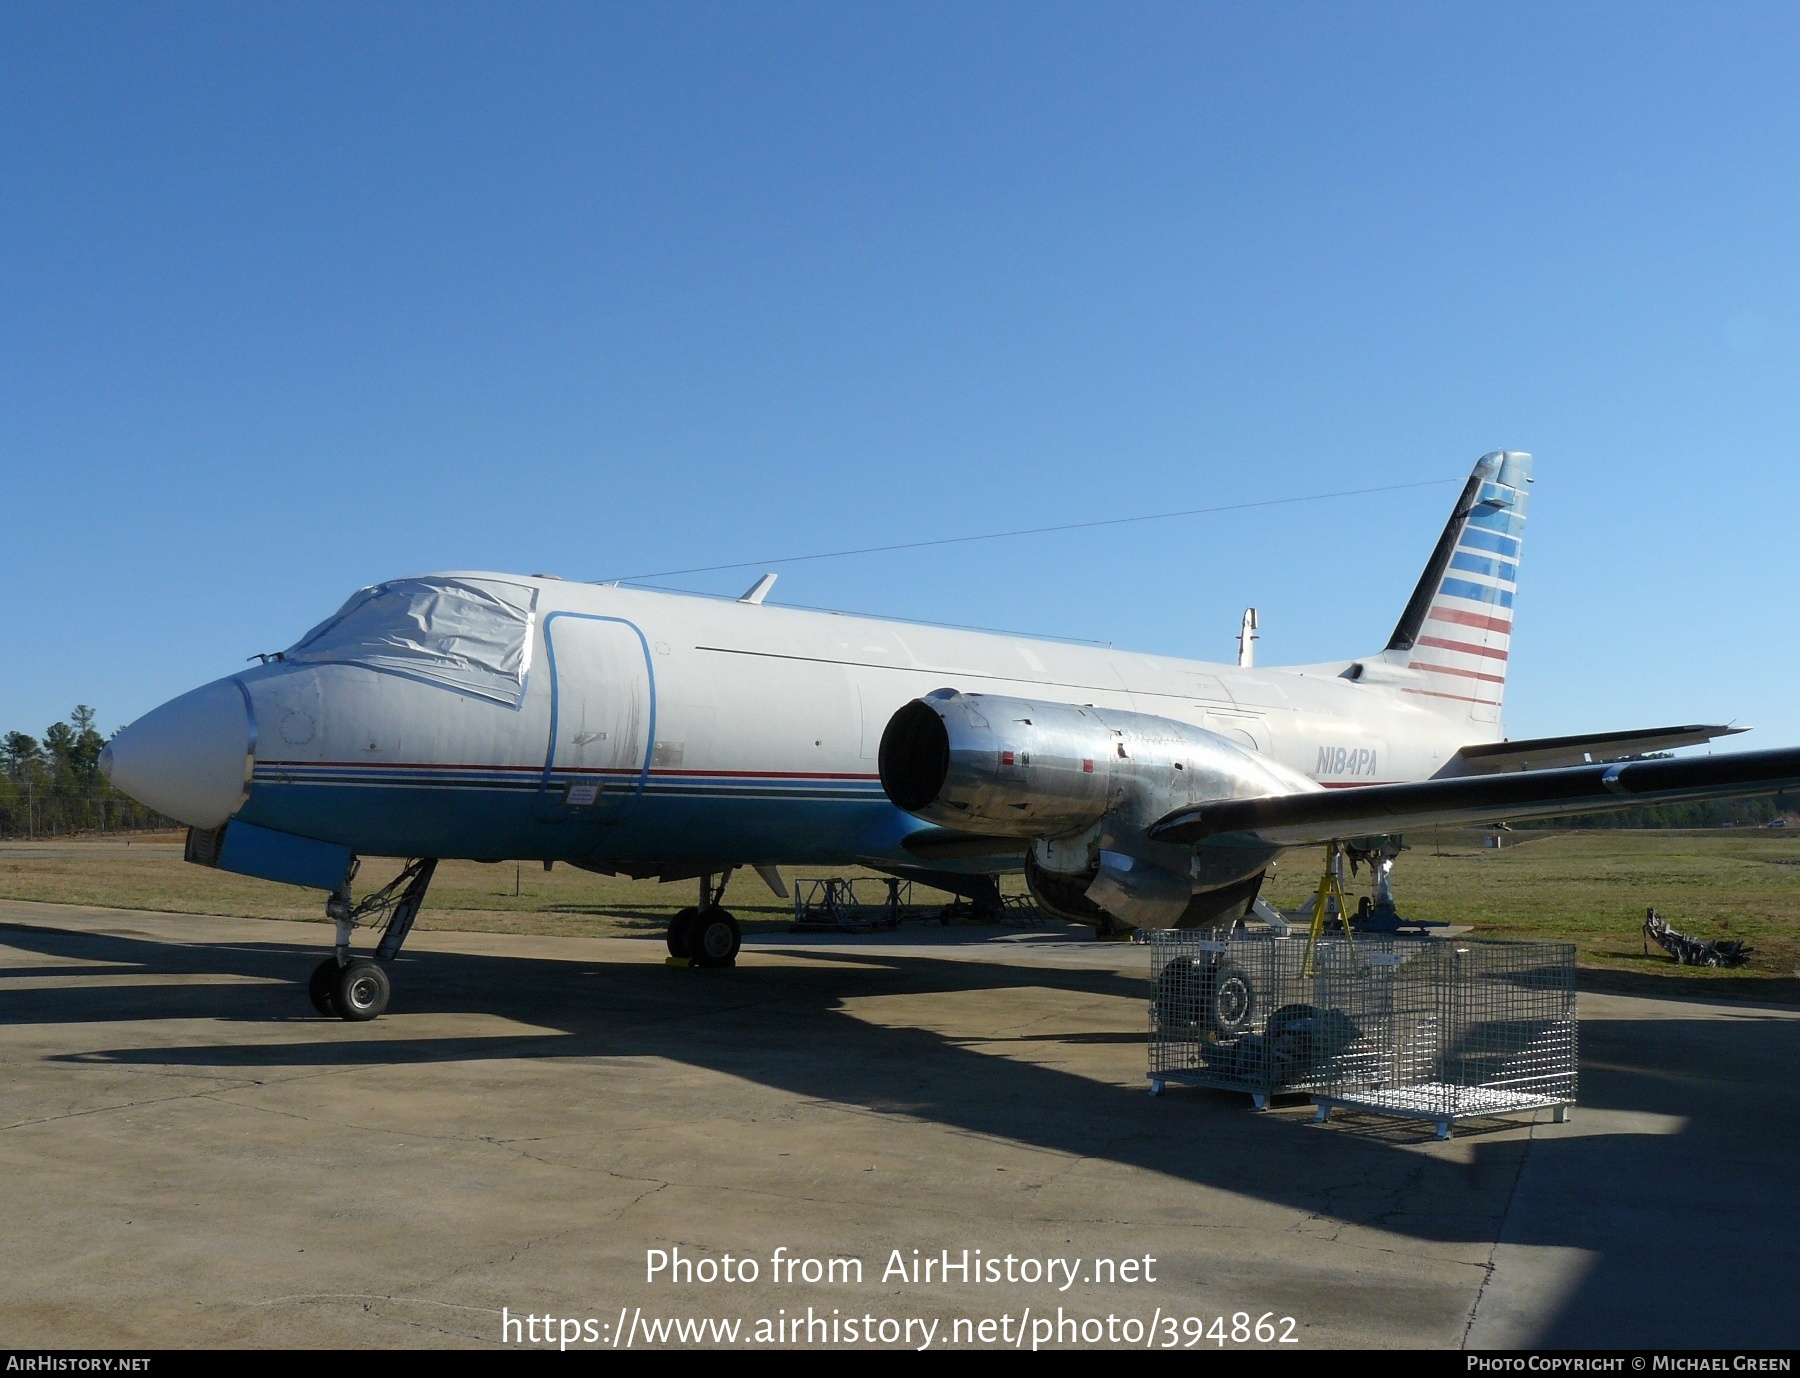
xmin=308 ymin=857 xmax=438 ymax=1020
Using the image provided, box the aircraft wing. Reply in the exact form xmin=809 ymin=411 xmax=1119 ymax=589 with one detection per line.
xmin=1441 ymin=723 xmax=1748 ymax=775
xmin=1147 ymin=745 xmax=1800 ymax=847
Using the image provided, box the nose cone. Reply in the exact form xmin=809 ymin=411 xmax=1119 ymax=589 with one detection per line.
xmin=104 ymin=679 xmax=253 ymax=828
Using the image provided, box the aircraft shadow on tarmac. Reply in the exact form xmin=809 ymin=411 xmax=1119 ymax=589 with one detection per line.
xmin=4 ymin=917 xmax=1798 ymax=1348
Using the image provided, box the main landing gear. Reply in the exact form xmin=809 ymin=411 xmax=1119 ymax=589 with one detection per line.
xmin=666 ymin=869 xmax=741 ymax=969
xmin=308 ymin=857 xmax=437 ymax=1021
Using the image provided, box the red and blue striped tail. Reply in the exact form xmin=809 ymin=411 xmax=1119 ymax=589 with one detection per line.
xmin=1384 ymin=451 xmax=1531 ymax=725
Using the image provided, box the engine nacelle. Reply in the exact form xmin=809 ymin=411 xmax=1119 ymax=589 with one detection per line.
xmin=879 ymin=688 xmax=1312 ymax=840
xmin=880 ymin=689 xmax=1315 ymax=928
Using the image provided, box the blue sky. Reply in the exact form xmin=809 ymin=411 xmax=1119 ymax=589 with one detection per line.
xmin=4 ymin=3 xmax=1797 ymax=748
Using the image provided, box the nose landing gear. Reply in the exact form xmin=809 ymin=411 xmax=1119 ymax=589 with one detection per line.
xmin=308 ymin=857 xmax=436 ymax=1021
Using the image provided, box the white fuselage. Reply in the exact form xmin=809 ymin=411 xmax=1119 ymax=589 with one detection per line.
xmin=209 ymin=576 xmax=1495 ymax=872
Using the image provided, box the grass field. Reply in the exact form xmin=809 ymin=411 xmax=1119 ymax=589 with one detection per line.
xmin=1261 ymin=827 xmax=1800 ymax=1000
xmin=0 ymin=834 xmax=997 ymax=941
xmin=4 ymin=828 xmax=1798 ymax=1001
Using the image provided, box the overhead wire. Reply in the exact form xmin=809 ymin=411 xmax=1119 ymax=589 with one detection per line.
xmin=595 ymin=475 xmax=1462 ymax=585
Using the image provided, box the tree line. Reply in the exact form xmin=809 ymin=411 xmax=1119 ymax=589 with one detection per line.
xmin=0 ymin=707 xmax=176 ymax=838
xmin=1512 ymin=792 xmax=1793 ymax=830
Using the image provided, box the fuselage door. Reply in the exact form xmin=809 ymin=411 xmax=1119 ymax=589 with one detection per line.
xmin=537 ymin=614 xmax=655 ymax=821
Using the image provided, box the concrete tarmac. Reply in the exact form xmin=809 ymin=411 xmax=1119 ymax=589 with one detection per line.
xmin=1 ymin=899 xmax=1795 ymax=1350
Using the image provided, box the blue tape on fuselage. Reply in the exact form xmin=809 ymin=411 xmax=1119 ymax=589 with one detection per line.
xmin=1450 ymin=551 xmax=1517 ymax=583
xmin=1439 ymin=577 xmax=1516 ymax=609
xmin=1467 ymin=507 xmax=1525 ymax=537
xmin=1458 ymin=527 xmax=1521 ymax=559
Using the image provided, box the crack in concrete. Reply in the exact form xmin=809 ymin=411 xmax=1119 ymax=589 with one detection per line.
xmin=1281 ymin=1156 xmax=1503 ymax=1262
xmin=206 ymin=1094 xmax=520 ymax=1147
xmin=421 ymin=1221 xmax=597 ymax=1287
xmin=1461 ymin=1120 xmax=1537 ymax=1350
xmin=1 ymin=1080 xmax=267 ymax=1132
xmin=1014 ymin=1128 xmax=1137 ymax=1199
xmin=603 ymin=1177 xmax=671 ymax=1223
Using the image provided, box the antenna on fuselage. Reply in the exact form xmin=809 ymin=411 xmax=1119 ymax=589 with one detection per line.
xmin=1237 ymin=608 xmax=1259 ymax=667
xmin=738 ymin=572 xmax=778 ymax=605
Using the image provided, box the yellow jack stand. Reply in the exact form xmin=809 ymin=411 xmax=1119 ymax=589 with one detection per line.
xmin=1302 ymin=843 xmax=1356 ymax=976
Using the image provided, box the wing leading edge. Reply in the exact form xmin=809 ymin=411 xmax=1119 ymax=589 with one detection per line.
xmin=1148 ymin=746 xmax=1800 ymax=847
xmin=1441 ymin=723 xmax=1748 ymax=775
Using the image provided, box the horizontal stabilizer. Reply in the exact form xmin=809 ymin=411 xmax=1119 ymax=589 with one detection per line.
xmin=901 ymin=828 xmax=1029 ymax=863
xmin=1148 ymin=745 xmax=1800 ymax=846
xmin=1443 ymin=724 xmax=1749 ymax=775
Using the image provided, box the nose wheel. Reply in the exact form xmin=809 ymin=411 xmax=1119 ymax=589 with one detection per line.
xmin=308 ymin=957 xmax=391 ymax=1020
xmin=307 ymin=958 xmax=340 ymax=1015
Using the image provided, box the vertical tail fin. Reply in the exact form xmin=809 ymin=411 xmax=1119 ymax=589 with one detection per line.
xmin=1385 ymin=450 xmax=1531 ymax=725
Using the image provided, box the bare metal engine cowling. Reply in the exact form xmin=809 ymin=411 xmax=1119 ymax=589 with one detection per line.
xmin=878 ymin=689 xmax=1317 ymax=928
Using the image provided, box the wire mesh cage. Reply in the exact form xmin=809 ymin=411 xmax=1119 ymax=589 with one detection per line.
xmin=1146 ymin=930 xmax=1577 ymax=1135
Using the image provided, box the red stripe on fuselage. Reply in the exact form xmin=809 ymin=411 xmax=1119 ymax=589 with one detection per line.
xmin=1409 ymin=660 xmax=1507 ymax=684
xmin=1416 ymin=635 xmax=1509 ymax=661
xmin=1403 ymin=686 xmax=1502 ymax=706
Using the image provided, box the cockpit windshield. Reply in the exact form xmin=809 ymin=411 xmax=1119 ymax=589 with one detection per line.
xmin=283 ymin=577 xmax=538 ymax=706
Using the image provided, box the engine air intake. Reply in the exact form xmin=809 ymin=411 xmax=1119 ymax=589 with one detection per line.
xmin=879 ymin=699 xmax=951 ymax=812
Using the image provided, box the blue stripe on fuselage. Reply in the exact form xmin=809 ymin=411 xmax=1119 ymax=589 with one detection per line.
xmin=253 ymin=762 xmax=883 ymax=797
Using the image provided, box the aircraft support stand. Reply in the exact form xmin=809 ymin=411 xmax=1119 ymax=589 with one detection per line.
xmin=1301 ymin=843 xmax=1355 ymax=978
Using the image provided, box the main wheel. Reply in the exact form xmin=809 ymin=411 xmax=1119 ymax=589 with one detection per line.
xmin=308 ymin=958 xmax=341 ymax=1016
xmin=1203 ymin=959 xmax=1256 ymax=1038
xmin=667 ymin=906 xmax=700 ymax=958
xmin=333 ymin=958 xmax=391 ymax=1021
xmin=688 ymin=908 xmax=741 ymax=968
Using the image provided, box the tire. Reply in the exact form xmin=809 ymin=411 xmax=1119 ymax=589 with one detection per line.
xmin=1153 ymin=959 xmax=1204 ymax=1033
xmin=1266 ymin=1002 xmax=1321 ymax=1039
xmin=1202 ymin=959 xmax=1256 ymax=1039
xmin=688 ymin=908 xmax=741 ymax=968
xmin=1263 ymin=1001 xmax=1358 ymax=1082
xmin=667 ymin=907 xmax=700 ymax=958
xmin=333 ymin=958 xmax=391 ymax=1021
xmin=1264 ymin=1002 xmax=1320 ymax=1082
xmin=308 ymin=958 xmax=341 ymax=1017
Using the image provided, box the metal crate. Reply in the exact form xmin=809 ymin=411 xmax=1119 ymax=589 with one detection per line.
xmin=1146 ymin=931 xmax=1577 ymax=1137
